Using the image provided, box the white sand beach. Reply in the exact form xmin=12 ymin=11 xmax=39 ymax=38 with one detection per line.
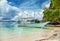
xmin=0 ymin=27 xmax=60 ymax=41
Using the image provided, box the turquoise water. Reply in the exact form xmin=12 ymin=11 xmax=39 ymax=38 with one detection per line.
xmin=0 ymin=26 xmax=51 ymax=41
xmin=0 ymin=26 xmax=49 ymax=36
xmin=0 ymin=27 xmax=45 ymax=35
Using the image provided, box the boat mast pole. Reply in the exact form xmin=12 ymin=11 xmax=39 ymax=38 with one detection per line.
xmin=34 ymin=10 xmax=35 ymax=23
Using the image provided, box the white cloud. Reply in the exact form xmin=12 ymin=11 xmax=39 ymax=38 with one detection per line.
xmin=0 ymin=0 xmax=20 ymax=13
xmin=34 ymin=9 xmax=44 ymax=20
xmin=0 ymin=0 xmax=50 ymax=21
xmin=45 ymin=2 xmax=51 ymax=8
xmin=0 ymin=0 xmax=20 ymax=20
xmin=42 ymin=0 xmax=51 ymax=9
xmin=19 ymin=0 xmax=37 ymax=7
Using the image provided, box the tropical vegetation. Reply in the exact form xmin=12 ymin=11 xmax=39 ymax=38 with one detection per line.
xmin=43 ymin=0 xmax=60 ymax=22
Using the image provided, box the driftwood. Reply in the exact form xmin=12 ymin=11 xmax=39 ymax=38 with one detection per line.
xmin=36 ymin=33 xmax=57 ymax=41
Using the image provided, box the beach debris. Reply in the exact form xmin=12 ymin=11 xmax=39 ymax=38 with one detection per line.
xmin=36 ymin=28 xmax=60 ymax=41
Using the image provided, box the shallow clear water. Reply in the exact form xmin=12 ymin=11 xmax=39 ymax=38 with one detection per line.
xmin=0 ymin=26 xmax=51 ymax=41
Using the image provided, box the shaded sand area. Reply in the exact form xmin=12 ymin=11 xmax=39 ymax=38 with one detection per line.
xmin=0 ymin=27 xmax=60 ymax=41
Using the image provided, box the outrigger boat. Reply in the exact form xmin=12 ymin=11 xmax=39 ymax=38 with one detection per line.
xmin=1 ymin=11 xmax=49 ymax=27
xmin=0 ymin=20 xmax=50 ymax=27
xmin=18 ymin=21 xmax=50 ymax=27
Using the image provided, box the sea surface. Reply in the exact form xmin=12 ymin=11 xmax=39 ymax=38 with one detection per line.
xmin=0 ymin=26 xmax=60 ymax=41
xmin=0 ymin=26 xmax=51 ymax=41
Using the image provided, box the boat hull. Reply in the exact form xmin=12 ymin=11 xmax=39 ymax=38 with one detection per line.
xmin=18 ymin=22 xmax=49 ymax=27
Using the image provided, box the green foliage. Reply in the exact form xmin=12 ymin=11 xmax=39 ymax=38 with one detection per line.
xmin=52 ymin=0 xmax=60 ymax=9
xmin=43 ymin=0 xmax=60 ymax=22
xmin=44 ymin=9 xmax=60 ymax=22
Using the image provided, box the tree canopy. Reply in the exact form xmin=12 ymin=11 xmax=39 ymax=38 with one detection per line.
xmin=43 ymin=0 xmax=60 ymax=22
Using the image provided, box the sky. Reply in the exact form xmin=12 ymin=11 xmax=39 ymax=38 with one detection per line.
xmin=7 ymin=0 xmax=51 ymax=10
xmin=0 ymin=0 xmax=51 ymax=21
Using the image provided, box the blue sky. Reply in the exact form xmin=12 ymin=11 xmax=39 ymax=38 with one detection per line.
xmin=7 ymin=0 xmax=51 ymax=10
xmin=0 ymin=0 xmax=51 ymax=21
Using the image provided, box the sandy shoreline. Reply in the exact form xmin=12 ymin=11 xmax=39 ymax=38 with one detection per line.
xmin=0 ymin=27 xmax=60 ymax=41
xmin=37 ymin=27 xmax=60 ymax=41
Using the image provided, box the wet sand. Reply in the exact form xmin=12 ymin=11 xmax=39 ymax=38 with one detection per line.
xmin=0 ymin=27 xmax=60 ymax=41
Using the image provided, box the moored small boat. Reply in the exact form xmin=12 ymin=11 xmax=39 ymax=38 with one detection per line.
xmin=18 ymin=21 xmax=50 ymax=27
